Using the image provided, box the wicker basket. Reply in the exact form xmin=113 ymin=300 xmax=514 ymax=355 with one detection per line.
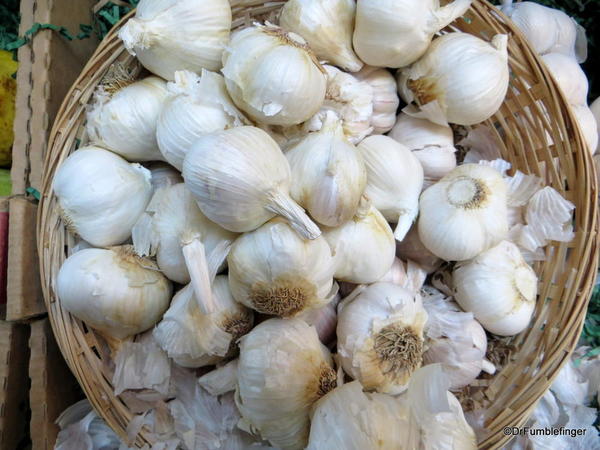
xmin=38 ymin=1 xmax=599 ymax=448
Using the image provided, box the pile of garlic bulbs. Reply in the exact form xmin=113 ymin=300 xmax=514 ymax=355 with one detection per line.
xmin=52 ymin=0 xmax=584 ymax=448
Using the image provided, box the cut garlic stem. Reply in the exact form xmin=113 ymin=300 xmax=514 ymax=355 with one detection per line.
xmin=482 ymin=359 xmax=496 ymax=375
xmin=182 ymin=238 xmax=215 ymax=314
xmin=265 ymin=190 xmax=321 ymax=240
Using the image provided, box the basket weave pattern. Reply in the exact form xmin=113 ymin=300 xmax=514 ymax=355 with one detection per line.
xmin=38 ymin=1 xmax=599 ymax=448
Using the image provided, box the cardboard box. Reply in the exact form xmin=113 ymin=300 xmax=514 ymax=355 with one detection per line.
xmin=8 ymin=0 xmax=99 ymax=321
xmin=29 ymin=318 xmax=83 ymax=449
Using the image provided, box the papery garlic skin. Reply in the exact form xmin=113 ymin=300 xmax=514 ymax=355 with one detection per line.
xmin=398 ymin=32 xmax=509 ymax=126
xmin=298 ymin=298 xmax=339 ymax=345
xmin=354 ymin=66 xmax=400 ymax=134
xmin=86 ymin=76 xmax=168 ymax=162
xmin=182 ymin=126 xmax=320 ymax=239
xmin=228 ymin=218 xmax=335 ymax=317
xmin=146 ymin=162 xmax=183 ymax=193
xmin=541 ymin=53 xmax=588 ymax=107
xmin=118 ymin=0 xmax=232 ymax=80
xmin=237 ymin=319 xmax=337 ymax=450
xmin=56 ymin=247 xmax=172 ymax=340
xmin=418 ymin=164 xmax=509 ymax=261
xmin=353 ymin=0 xmax=473 ymax=69
xmin=157 ymin=70 xmax=247 ymax=171
xmin=53 ymin=147 xmax=153 ymax=247
xmin=153 ymin=277 xmax=253 ymax=368
xmin=198 ymin=359 xmax=239 ymax=396
xmin=337 ymin=282 xmax=428 ymax=394
xmin=222 ymin=24 xmax=326 ymax=126
xmin=572 ymin=104 xmax=599 ymax=155
xmin=286 ymin=115 xmax=366 ymax=226
xmin=396 ymin=226 xmax=442 ymax=274
xmin=279 ymin=0 xmax=362 ymax=72
xmin=358 ymin=135 xmax=424 ymax=240
xmin=454 ymin=240 xmax=537 ymax=336
xmin=323 ymin=203 xmax=395 ymax=284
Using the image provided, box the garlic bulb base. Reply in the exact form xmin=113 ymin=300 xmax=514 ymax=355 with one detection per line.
xmin=265 ymin=190 xmax=321 ymax=240
xmin=248 ymin=277 xmax=316 ymax=317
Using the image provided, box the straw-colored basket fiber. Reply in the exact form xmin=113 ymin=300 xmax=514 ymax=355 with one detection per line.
xmin=38 ymin=1 xmax=599 ymax=448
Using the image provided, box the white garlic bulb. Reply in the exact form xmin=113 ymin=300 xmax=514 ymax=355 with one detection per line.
xmin=418 ymin=164 xmax=509 ymax=261
xmin=157 ymin=70 xmax=247 ymax=171
xmin=572 ymin=104 xmax=599 ymax=155
xmin=591 ymin=97 xmax=600 ymax=154
xmin=354 ymin=66 xmax=400 ymax=134
xmin=86 ymin=76 xmax=168 ymax=162
xmin=153 ymin=277 xmax=253 ymax=368
xmin=53 ymin=147 xmax=153 ymax=247
xmin=541 ymin=53 xmax=588 ymax=107
xmin=279 ymin=0 xmax=363 ymax=72
xmin=118 ymin=0 xmax=232 ymax=80
xmin=228 ymin=218 xmax=336 ymax=317
xmin=396 ymin=226 xmax=442 ymax=274
xmin=303 ymin=66 xmax=374 ymax=144
xmin=182 ymin=126 xmax=320 ymax=239
xmin=454 ymin=240 xmax=538 ymax=336
xmin=237 ymin=318 xmax=337 ymax=449
xmin=398 ymin=32 xmax=509 ymax=126
xmin=337 ymin=282 xmax=428 ymax=394
xmin=389 ymin=113 xmax=457 ymax=180
xmin=298 ymin=296 xmax=339 ymax=344
xmin=323 ymin=201 xmax=396 ymax=284
xmin=353 ymin=0 xmax=473 ymax=68
xmin=56 ymin=246 xmax=172 ymax=340
xmin=222 ymin=23 xmax=327 ymax=126
xmin=286 ymin=114 xmax=367 ymax=227
xmin=357 ymin=135 xmax=424 ymax=240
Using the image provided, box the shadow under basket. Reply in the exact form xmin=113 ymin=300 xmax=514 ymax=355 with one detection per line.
xmin=37 ymin=0 xmax=599 ymax=448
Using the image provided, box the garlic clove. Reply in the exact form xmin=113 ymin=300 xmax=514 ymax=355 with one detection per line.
xmin=354 ymin=66 xmax=400 ymax=135
xmin=53 ymin=147 xmax=153 ymax=247
xmin=418 ymin=163 xmax=509 ymax=261
xmin=453 ymin=240 xmax=538 ymax=336
xmin=182 ymin=126 xmax=321 ymax=239
xmin=56 ymin=246 xmax=172 ymax=340
xmin=228 ymin=218 xmax=336 ymax=318
xmin=279 ymin=0 xmax=363 ymax=73
xmin=357 ymin=135 xmax=424 ymax=240
xmin=118 ymin=0 xmax=232 ymax=80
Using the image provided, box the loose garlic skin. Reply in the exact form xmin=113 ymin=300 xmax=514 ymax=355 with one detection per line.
xmin=279 ymin=0 xmax=363 ymax=72
xmin=228 ymin=218 xmax=335 ymax=317
xmin=357 ymin=135 xmax=424 ymax=240
xmin=182 ymin=126 xmax=320 ymax=239
xmin=118 ymin=0 xmax=232 ymax=80
xmin=453 ymin=241 xmax=538 ymax=336
xmin=353 ymin=0 xmax=473 ymax=69
xmin=86 ymin=77 xmax=168 ymax=162
xmin=222 ymin=24 xmax=327 ymax=126
xmin=398 ymin=32 xmax=509 ymax=126
xmin=418 ymin=164 xmax=509 ymax=261
xmin=53 ymin=147 xmax=153 ymax=247
xmin=337 ymin=283 xmax=428 ymax=394
xmin=286 ymin=116 xmax=367 ymax=227
xmin=237 ymin=319 xmax=337 ymax=450
xmin=354 ymin=66 xmax=400 ymax=134
xmin=396 ymin=226 xmax=442 ymax=274
xmin=56 ymin=247 xmax=172 ymax=340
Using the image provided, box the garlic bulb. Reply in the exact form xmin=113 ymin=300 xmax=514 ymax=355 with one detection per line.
xmin=222 ymin=24 xmax=327 ymax=126
xmin=182 ymin=126 xmax=320 ymax=239
xmin=353 ymin=0 xmax=473 ymax=68
xmin=323 ymin=201 xmax=396 ymax=284
xmin=279 ymin=0 xmax=363 ymax=72
xmin=153 ymin=277 xmax=253 ymax=368
xmin=337 ymin=282 xmax=428 ymax=394
xmin=418 ymin=164 xmax=509 ymax=261
xmin=591 ymin=97 xmax=600 ymax=154
xmin=237 ymin=318 xmax=337 ymax=449
xmin=572 ymin=104 xmax=599 ymax=155
xmin=396 ymin=226 xmax=442 ymax=273
xmin=541 ymin=53 xmax=588 ymax=107
xmin=56 ymin=246 xmax=172 ymax=340
xmin=357 ymin=135 xmax=424 ymax=240
xmin=354 ymin=66 xmax=400 ymax=134
xmin=398 ymin=32 xmax=509 ymax=126
xmin=454 ymin=240 xmax=538 ymax=336
xmin=286 ymin=114 xmax=366 ymax=226
xmin=118 ymin=0 xmax=232 ymax=80
xmin=298 ymin=295 xmax=340 ymax=344
xmin=228 ymin=218 xmax=335 ymax=317
xmin=157 ymin=70 xmax=247 ymax=171
xmin=422 ymin=289 xmax=495 ymax=389
xmin=86 ymin=76 xmax=168 ymax=162
xmin=389 ymin=113 xmax=457 ymax=180
xmin=303 ymin=66 xmax=374 ymax=144
xmin=132 ymin=183 xmax=237 ymax=288
xmin=53 ymin=147 xmax=153 ymax=247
